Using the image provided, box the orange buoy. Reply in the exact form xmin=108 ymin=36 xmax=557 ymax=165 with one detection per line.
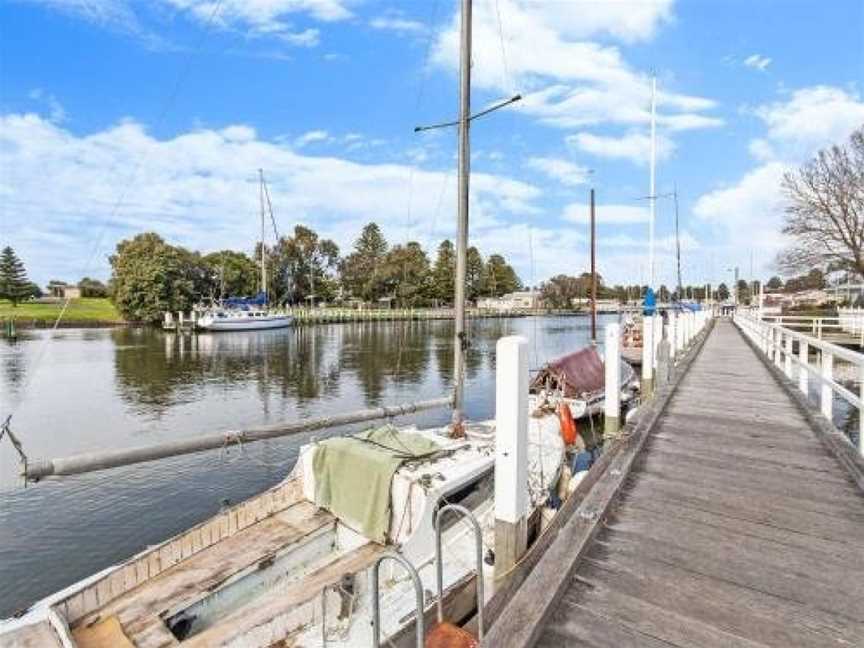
xmin=558 ymin=401 xmax=578 ymax=445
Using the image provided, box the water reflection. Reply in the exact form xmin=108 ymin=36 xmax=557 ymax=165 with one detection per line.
xmin=0 ymin=315 xmax=606 ymax=619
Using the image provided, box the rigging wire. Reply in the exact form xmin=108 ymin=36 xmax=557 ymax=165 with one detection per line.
xmin=0 ymin=0 xmax=227 ymax=460
xmin=494 ymin=0 xmax=514 ymax=94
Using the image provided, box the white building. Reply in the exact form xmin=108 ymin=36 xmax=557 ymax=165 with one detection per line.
xmin=477 ymin=290 xmax=541 ymax=311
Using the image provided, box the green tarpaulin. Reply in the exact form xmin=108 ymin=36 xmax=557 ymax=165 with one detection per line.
xmin=312 ymin=425 xmax=442 ymax=543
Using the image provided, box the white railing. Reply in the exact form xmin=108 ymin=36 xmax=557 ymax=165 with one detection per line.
xmin=759 ymin=312 xmax=864 ymax=347
xmin=735 ymin=310 xmax=864 ymax=456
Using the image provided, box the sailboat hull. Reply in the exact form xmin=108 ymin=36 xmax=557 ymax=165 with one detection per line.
xmin=197 ymin=314 xmax=293 ymax=331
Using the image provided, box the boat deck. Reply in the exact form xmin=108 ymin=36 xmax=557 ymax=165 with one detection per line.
xmin=72 ymin=500 xmax=336 ymax=648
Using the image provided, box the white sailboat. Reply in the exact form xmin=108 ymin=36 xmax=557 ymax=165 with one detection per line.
xmin=197 ymin=170 xmax=292 ymax=332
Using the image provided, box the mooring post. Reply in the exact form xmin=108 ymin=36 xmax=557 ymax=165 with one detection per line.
xmin=494 ymin=335 xmax=529 ymax=581
xmin=668 ymin=313 xmax=677 ymax=359
xmin=164 ymin=311 xmax=173 ymax=329
xmin=657 ymin=331 xmax=671 ymax=385
xmin=605 ymin=323 xmax=621 ymax=438
xmin=784 ymin=334 xmax=793 ymax=378
xmin=177 ymin=311 xmax=185 ymax=328
xmin=653 ymin=313 xmax=662 ymax=368
xmin=859 ymin=363 xmax=864 ymax=456
xmin=774 ymin=329 xmax=784 ymax=370
xmin=641 ymin=317 xmax=654 ymax=396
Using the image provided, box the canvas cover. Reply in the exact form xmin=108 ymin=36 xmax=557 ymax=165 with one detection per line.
xmin=312 ymin=426 xmax=441 ymax=543
xmin=530 ymin=346 xmax=633 ymax=399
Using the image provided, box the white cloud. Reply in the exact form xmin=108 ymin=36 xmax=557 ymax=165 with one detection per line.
xmin=567 ymin=131 xmax=675 ymax=165
xmin=294 ymin=129 xmax=330 ymax=147
xmin=563 ymin=203 xmax=649 ymax=225
xmin=693 ymin=162 xmax=788 ymax=251
xmin=432 ymin=0 xmax=719 ymax=138
xmin=28 ymin=88 xmax=67 ymax=123
xmin=0 ymin=113 xmax=542 ymax=285
xmin=754 ymin=85 xmax=864 ymax=157
xmin=370 ymin=15 xmax=425 ymax=35
xmin=525 ymin=157 xmax=590 ymax=186
xmin=743 ymin=54 xmax=771 ymax=71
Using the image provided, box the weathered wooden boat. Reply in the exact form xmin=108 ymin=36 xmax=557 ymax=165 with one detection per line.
xmin=0 ymin=417 xmax=566 ymax=647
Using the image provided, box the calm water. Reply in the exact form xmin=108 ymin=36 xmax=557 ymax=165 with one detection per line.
xmin=0 ymin=315 xmax=611 ymax=617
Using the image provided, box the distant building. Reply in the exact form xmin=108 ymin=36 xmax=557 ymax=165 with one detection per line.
xmin=477 ymin=290 xmax=541 ymax=311
xmin=48 ymin=283 xmax=81 ymax=299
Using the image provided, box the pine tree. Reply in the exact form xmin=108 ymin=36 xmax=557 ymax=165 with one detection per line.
xmin=0 ymin=246 xmax=31 ymax=306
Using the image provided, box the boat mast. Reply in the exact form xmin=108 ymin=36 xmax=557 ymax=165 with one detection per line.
xmin=259 ymin=168 xmax=267 ymax=300
xmin=648 ymin=74 xmax=657 ymax=289
xmin=452 ymin=0 xmax=472 ymax=419
xmin=590 ymin=187 xmax=597 ymax=344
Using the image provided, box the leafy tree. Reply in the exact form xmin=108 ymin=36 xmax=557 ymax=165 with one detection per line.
xmin=109 ymin=233 xmax=206 ymax=322
xmin=483 ymin=253 xmax=522 ymax=297
xmin=0 ymin=246 xmax=32 ymax=306
xmin=465 ymin=246 xmax=486 ymax=302
xmin=736 ymin=279 xmax=751 ymax=304
xmin=777 ymin=126 xmax=864 ymax=277
xmin=24 ymin=282 xmax=42 ymax=299
xmin=431 ymin=240 xmax=456 ymax=303
xmin=203 ymin=251 xmax=258 ymax=299
xmin=340 ymin=222 xmax=389 ymax=302
xmin=716 ymin=283 xmax=730 ymax=301
xmin=78 ymin=277 xmax=109 ymax=298
xmin=270 ymin=225 xmax=340 ymax=305
xmin=382 ymin=242 xmax=431 ymax=306
xmin=540 ymin=275 xmax=582 ymax=309
xmin=766 ymin=276 xmax=784 ymax=290
xmin=658 ymin=284 xmax=670 ymax=302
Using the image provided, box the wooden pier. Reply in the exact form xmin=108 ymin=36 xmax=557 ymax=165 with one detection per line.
xmin=485 ymin=318 xmax=864 ymax=647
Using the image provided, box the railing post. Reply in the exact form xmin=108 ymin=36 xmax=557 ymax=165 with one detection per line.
xmin=653 ymin=313 xmax=662 ymax=368
xmin=859 ymin=364 xmax=864 ymax=456
xmin=774 ymin=329 xmax=783 ymax=369
xmin=798 ymin=341 xmax=809 ymax=395
xmin=494 ymin=335 xmax=529 ymax=581
xmin=821 ymin=350 xmax=833 ymax=422
xmin=605 ymin=323 xmax=621 ymax=438
xmin=641 ymin=317 xmax=654 ymax=396
xmin=784 ymin=333 xmax=793 ymax=378
xmin=669 ymin=312 xmax=678 ymax=358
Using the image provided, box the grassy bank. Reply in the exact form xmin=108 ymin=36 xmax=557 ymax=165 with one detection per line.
xmin=0 ymin=298 xmax=124 ymax=326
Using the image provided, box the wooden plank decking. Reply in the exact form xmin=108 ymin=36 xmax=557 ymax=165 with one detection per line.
xmin=489 ymin=318 xmax=864 ymax=647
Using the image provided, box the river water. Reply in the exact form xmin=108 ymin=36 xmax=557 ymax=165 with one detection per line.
xmin=0 ymin=315 xmax=614 ymax=618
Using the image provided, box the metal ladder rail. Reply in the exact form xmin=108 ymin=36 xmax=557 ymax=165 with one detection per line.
xmin=434 ymin=503 xmax=485 ymax=640
xmin=370 ymin=552 xmax=425 ymax=648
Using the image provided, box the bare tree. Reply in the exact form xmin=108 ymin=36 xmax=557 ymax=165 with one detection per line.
xmin=777 ymin=126 xmax=864 ymax=276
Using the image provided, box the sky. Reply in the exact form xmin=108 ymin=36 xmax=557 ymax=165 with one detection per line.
xmin=1 ymin=0 xmax=863 ymax=290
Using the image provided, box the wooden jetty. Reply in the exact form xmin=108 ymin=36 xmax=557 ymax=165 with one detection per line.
xmin=484 ymin=318 xmax=864 ymax=647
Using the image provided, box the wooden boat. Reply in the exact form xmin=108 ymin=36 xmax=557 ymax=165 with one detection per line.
xmin=0 ymin=418 xmax=566 ymax=647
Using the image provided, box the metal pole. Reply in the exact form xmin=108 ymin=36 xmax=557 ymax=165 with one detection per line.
xmin=23 ymin=396 xmax=452 ymax=481
xmin=590 ymin=188 xmax=597 ymax=344
xmin=259 ymin=168 xmax=267 ymax=299
xmin=674 ymin=184 xmax=682 ymax=299
xmin=452 ymin=0 xmax=472 ymax=419
xmin=649 ymin=74 xmax=656 ymax=288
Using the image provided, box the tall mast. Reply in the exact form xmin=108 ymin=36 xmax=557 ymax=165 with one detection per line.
xmin=259 ymin=168 xmax=267 ymax=299
xmin=452 ymin=0 xmax=472 ymax=419
xmin=648 ymin=74 xmax=657 ymax=289
xmin=674 ymin=183 xmax=682 ymax=299
xmin=590 ymin=188 xmax=597 ymax=344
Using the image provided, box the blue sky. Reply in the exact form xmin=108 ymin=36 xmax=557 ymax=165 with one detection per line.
xmin=1 ymin=0 xmax=863 ymax=289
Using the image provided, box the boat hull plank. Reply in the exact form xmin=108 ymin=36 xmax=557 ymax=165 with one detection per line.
xmin=73 ymin=501 xmax=332 ymax=648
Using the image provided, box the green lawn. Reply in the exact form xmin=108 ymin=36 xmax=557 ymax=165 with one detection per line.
xmin=0 ymin=298 xmax=124 ymax=324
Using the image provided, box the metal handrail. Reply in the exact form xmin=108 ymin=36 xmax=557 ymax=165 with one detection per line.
xmin=434 ymin=503 xmax=485 ymax=640
xmin=734 ymin=311 xmax=863 ymax=456
xmin=370 ymin=552 xmax=425 ymax=648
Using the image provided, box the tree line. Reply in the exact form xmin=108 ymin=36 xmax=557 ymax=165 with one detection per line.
xmin=108 ymin=223 xmax=523 ymax=321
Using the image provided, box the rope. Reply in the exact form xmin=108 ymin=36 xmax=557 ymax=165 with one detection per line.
xmin=494 ymin=0 xmax=514 ymax=93
xmin=0 ymin=415 xmax=29 ymax=485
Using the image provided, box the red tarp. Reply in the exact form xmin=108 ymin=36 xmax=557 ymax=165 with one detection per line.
xmin=530 ymin=346 xmax=633 ymax=399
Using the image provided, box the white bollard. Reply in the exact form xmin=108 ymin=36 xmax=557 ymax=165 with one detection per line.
xmin=784 ymin=334 xmax=793 ymax=378
xmin=605 ymin=323 xmax=621 ymax=437
xmin=178 ymin=311 xmax=185 ymax=328
xmin=641 ymin=317 xmax=654 ymax=395
xmin=654 ymin=313 xmax=662 ymax=368
xmin=669 ymin=313 xmax=678 ymax=358
xmin=494 ymin=335 xmax=529 ymax=579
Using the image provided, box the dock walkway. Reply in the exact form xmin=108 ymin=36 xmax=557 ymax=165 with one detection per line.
xmin=489 ymin=319 xmax=864 ymax=647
